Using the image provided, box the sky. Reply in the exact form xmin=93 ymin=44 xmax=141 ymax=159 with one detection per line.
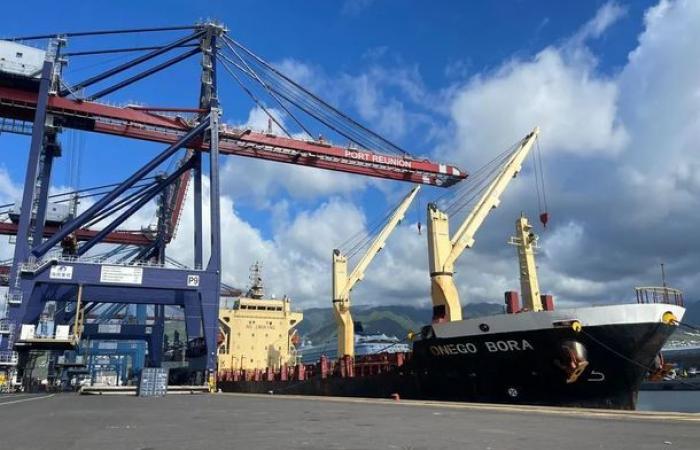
xmin=1 ymin=0 xmax=699 ymax=310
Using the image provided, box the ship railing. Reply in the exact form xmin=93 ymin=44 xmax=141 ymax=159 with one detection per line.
xmin=217 ymin=352 xmax=412 ymax=383
xmin=20 ymin=252 xmax=175 ymax=270
xmin=635 ymin=286 xmax=684 ymax=307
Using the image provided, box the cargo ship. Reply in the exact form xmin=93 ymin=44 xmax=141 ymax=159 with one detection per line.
xmin=217 ymin=217 xmax=685 ymax=409
xmin=217 ymin=129 xmax=685 ymax=410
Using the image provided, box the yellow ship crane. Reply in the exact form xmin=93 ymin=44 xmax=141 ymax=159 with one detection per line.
xmin=508 ymin=214 xmax=542 ymax=312
xmin=427 ymin=127 xmax=540 ymax=322
xmin=332 ymin=185 xmax=421 ymax=358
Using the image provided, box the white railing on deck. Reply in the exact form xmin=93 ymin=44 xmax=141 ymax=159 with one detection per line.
xmin=635 ymin=286 xmax=684 ymax=307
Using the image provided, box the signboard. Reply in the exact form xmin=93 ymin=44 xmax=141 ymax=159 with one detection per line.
xmin=49 ymin=265 xmax=73 ymax=280
xmin=187 ymin=274 xmax=200 ymax=287
xmin=98 ymin=342 xmax=118 ymax=350
xmin=97 ymin=324 xmax=121 ymax=334
xmin=100 ymin=265 xmax=143 ymax=284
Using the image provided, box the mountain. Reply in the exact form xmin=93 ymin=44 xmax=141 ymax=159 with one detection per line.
xmin=296 ymin=303 xmax=503 ymax=345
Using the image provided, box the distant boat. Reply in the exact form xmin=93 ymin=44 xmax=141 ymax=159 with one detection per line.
xmin=299 ymin=333 xmax=410 ymax=364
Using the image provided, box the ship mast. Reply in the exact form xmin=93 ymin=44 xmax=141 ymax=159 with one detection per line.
xmin=332 ymin=186 xmax=420 ymax=358
xmin=508 ymin=215 xmax=542 ymax=311
xmin=427 ymin=127 xmax=540 ymax=322
xmin=247 ymin=262 xmax=265 ymax=299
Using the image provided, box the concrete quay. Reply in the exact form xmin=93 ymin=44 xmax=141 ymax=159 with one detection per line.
xmin=0 ymin=392 xmax=698 ymax=449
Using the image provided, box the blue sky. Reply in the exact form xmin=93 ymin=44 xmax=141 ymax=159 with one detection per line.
xmin=0 ymin=0 xmax=653 ymax=228
xmin=2 ymin=1 xmax=698 ymax=308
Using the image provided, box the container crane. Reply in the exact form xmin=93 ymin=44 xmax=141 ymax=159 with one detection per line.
xmin=427 ymin=127 xmax=540 ymax=322
xmin=0 ymin=24 xmax=465 ymax=385
xmin=332 ymin=186 xmax=420 ymax=358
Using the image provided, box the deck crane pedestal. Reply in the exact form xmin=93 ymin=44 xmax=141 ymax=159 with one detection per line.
xmin=427 ymin=127 xmax=540 ymax=322
xmin=332 ymin=186 xmax=420 ymax=359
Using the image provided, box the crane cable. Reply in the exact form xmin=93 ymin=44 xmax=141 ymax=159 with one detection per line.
xmin=534 ymin=135 xmax=549 ymax=228
xmin=220 ymin=35 xmax=411 ymax=157
xmin=338 ymin=189 xmax=418 ymax=260
xmin=217 ymin=55 xmax=294 ymax=138
xmin=224 ymin=35 xmax=404 ymax=153
xmin=222 ymin=48 xmax=393 ymax=155
xmin=218 ymin=42 xmax=311 ymax=138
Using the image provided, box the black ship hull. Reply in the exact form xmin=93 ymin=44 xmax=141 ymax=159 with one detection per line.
xmin=219 ymin=304 xmax=684 ymax=410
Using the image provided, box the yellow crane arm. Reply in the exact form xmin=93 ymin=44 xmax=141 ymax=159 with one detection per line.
xmin=341 ymin=185 xmax=420 ymax=300
xmin=427 ymin=127 xmax=539 ymax=322
xmin=445 ymin=127 xmax=540 ymax=269
xmin=332 ymin=185 xmax=420 ymax=358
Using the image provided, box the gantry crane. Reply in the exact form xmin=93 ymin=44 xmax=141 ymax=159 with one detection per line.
xmin=427 ymin=127 xmax=540 ymax=322
xmin=332 ymin=186 xmax=420 ymax=358
xmin=0 ymin=23 xmax=465 ymax=384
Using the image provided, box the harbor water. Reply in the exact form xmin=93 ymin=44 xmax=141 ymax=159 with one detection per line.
xmin=638 ymin=390 xmax=700 ymax=413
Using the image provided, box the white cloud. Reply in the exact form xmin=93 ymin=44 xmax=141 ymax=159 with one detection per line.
xmin=0 ymin=168 xmax=21 ymax=205
xmin=341 ymin=0 xmax=375 ymax=16
xmin=433 ymin=0 xmax=700 ymax=305
xmin=221 ymin=93 xmax=372 ymax=203
xmin=169 ymin=179 xmax=370 ymax=308
xmin=572 ymin=1 xmax=628 ymax=43
xmin=615 ymin=0 xmax=700 ymax=222
xmin=220 ymin=157 xmax=367 ymax=204
xmin=217 ymin=58 xmax=436 ymax=204
xmin=445 ymin=47 xmax=628 ymax=165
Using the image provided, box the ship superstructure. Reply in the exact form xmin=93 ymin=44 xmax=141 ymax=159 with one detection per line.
xmin=217 ymin=264 xmax=303 ymax=371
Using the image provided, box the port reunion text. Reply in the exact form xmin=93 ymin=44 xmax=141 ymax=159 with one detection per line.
xmin=344 ymin=150 xmax=412 ymax=169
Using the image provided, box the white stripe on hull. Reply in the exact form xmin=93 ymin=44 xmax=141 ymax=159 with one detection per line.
xmin=431 ymin=303 xmax=686 ymax=339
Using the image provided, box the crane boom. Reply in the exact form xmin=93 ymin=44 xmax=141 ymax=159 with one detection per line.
xmin=332 ymin=185 xmax=420 ymax=358
xmin=427 ymin=127 xmax=539 ymax=322
xmin=0 ymin=86 xmax=466 ymax=187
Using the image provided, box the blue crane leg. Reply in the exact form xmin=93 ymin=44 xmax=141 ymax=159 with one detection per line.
xmin=184 ymin=294 xmax=202 ymax=338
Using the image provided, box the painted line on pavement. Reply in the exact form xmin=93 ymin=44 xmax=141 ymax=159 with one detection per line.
xmin=0 ymin=394 xmax=55 ymax=407
xmin=216 ymin=392 xmax=700 ymax=423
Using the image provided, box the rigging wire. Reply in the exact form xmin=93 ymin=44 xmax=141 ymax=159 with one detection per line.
xmin=221 ymin=35 xmax=411 ymax=156
xmin=217 ymin=56 xmax=293 ymax=138
xmin=82 ymin=180 xmax=160 ymax=229
xmin=442 ymin=146 xmax=517 ymax=217
xmin=221 ymin=49 xmax=385 ymax=152
xmin=0 ymin=179 xmax=159 ymax=210
xmin=219 ymin=45 xmax=311 ymax=138
xmin=342 ymin=191 xmax=416 ymax=260
xmin=536 ymin=135 xmax=547 ymax=210
xmin=339 ymin=196 xmax=400 ymax=253
xmin=430 ymin=142 xmax=517 ymax=208
xmin=531 ymin=142 xmax=543 ymax=215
